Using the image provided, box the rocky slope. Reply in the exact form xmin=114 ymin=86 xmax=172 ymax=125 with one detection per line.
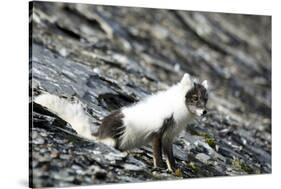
xmin=29 ymin=2 xmax=271 ymax=188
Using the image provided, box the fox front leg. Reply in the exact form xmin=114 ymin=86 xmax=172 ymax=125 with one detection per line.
xmin=152 ymin=114 xmax=175 ymax=169
xmin=162 ymin=138 xmax=183 ymax=176
xmin=152 ymin=133 xmax=165 ymax=168
xmin=162 ymin=139 xmax=177 ymax=172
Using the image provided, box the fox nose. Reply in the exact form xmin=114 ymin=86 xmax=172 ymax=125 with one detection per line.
xmin=202 ymin=110 xmax=207 ymax=115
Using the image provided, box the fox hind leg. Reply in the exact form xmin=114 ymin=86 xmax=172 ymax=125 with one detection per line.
xmin=161 ymin=114 xmax=177 ymax=172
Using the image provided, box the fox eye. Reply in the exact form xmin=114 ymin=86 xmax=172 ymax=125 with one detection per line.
xmin=192 ymin=96 xmax=198 ymax=101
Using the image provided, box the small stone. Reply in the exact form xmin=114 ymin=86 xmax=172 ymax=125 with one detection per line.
xmin=40 ymin=132 xmax=47 ymax=137
xmin=59 ymin=154 xmax=71 ymax=160
xmin=50 ymin=151 xmax=59 ymax=158
xmin=93 ymin=68 xmax=101 ymax=74
xmin=123 ymin=163 xmax=143 ymax=171
xmin=53 ymin=172 xmax=74 ymax=182
xmin=195 ymin=153 xmax=211 ymax=164
xmin=33 ymin=137 xmax=45 ymax=145
xmin=59 ymin=48 xmax=69 ymax=57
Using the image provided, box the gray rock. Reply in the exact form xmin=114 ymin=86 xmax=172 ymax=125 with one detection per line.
xmin=30 ymin=1 xmax=271 ymax=187
xmin=195 ymin=153 xmax=211 ymax=164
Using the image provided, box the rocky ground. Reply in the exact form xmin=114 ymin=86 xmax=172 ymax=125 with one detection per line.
xmin=29 ymin=1 xmax=271 ymax=188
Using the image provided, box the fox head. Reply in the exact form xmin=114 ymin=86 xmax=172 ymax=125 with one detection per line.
xmin=181 ymin=73 xmax=209 ymax=117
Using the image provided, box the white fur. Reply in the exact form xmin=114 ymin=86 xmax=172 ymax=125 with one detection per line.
xmin=202 ymin=80 xmax=208 ymax=90
xmin=195 ymin=108 xmax=205 ymax=116
xmin=99 ymin=137 xmax=116 ymax=147
xmin=119 ymin=73 xmax=195 ymax=149
xmin=166 ymin=159 xmax=173 ymax=172
xmin=34 ymin=73 xmax=206 ymax=151
xmin=34 ymin=93 xmax=96 ymax=140
xmin=34 ymin=93 xmax=119 ymax=147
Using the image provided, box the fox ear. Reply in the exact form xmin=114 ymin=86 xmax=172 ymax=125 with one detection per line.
xmin=181 ymin=73 xmax=192 ymax=86
xmin=202 ymin=80 xmax=208 ymax=90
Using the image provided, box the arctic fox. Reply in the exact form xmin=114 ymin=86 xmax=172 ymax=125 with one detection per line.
xmin=34 ymin=73 xmax=208 ymax=172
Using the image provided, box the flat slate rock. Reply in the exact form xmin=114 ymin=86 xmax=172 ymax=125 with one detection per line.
xmin=29 ymin=1 xmax=271 ymax=188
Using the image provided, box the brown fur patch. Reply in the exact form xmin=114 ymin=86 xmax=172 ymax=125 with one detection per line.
xmin=185 ymin=83 xmax=208 ymax=109
xmin=97 ymin=110 xmax=125 ymax=147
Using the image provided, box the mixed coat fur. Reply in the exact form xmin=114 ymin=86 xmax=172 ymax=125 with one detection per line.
xmin=35 ymin=73 xmax=209 ymax=172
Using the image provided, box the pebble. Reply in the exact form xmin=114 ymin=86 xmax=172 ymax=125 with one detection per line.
xmin=195 ymin=153 xmax=211 ymax=164
xmin=33 ymin=137 xmax=45 ymax=145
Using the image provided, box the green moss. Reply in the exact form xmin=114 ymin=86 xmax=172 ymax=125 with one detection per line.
xmin=232 ymin=159 xmax=254 ymax=174
xmin=188 ymin=129 xmax=217 ymax=149
xmin=232 ymin=159 xmax=241 ymax=170
xmin=174 ymin=168 xmax=183 ymax=177
xmin=204 ymin=136 xmax=216 ymax=149
xmin=188 ymin=128 xmax=201 ymax=136
xmin=240 ymin=162 xmax=254 ymax=174
xmin=200 ymin=133 xmax=216 ymax=149
xmin=187 ymin=162 xmax=199 ymax=173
